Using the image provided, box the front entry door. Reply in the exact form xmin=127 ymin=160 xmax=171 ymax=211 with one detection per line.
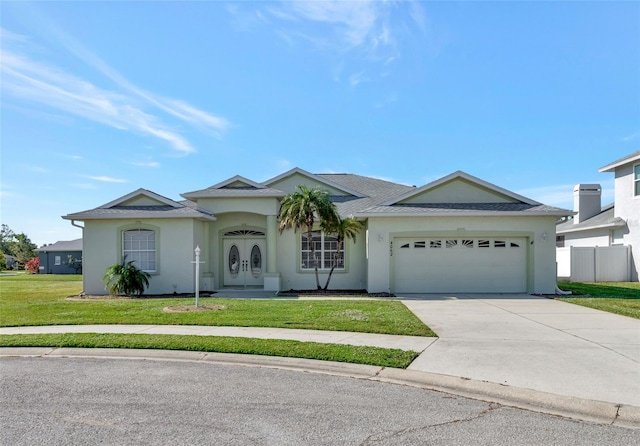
xmin=223 ymin=238 xmax=265 ymax=287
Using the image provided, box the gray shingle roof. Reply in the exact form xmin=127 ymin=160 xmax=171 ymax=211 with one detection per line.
xmin=182 ymin=187 xmax=286 ymax=198
xmin=37 ymin=239 xmax=82 ymax=252
xmin=318 ymin=174 xmax=415 ymax=216
xmin=64 ymin=205 xmax=215 ymax=221
xmin=556 ymin=204 xmax=626 ymax=233
xmin=357 ymin=203 xmax=570 ymax=216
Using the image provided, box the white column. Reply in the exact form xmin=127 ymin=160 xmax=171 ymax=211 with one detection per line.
xmin=266 ymin=215 xmax=278 ymax=273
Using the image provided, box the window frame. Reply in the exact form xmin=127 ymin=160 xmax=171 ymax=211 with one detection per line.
xmin=121 ymin=228 xmax=157 ymax=273
xmin=634 ymin=163 xmax=640 ymax=197
xmin=54 ymin=255 xmax=61 ymax=266
xmin=300 ymin=230 xmax=345 ymax=271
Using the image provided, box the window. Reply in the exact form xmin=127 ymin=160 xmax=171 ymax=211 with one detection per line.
xmin=446 ymin=239 xmax=458 ymax=248
xmin=429 ymin=240 xmax=442 ymax=248
xmin=123 ymin=229 xmax=156 ymax=272
xmin=54 ymin=255 xmax=61 ymax=265
xmin=301 ymin=231 xmax=344 ymax=270
xmin=478 ymin=239 xmax=490 ymax=248
xmin=556 ymin=236 xmax=565 ymax=248
xmin=635 ymin=164 xmax=640 ymax=196
xmin=414 ymin=241 xmax=426 ymax=248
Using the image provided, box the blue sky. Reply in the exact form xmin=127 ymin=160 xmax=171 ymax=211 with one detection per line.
xmin=1 ymin=1 xmax=638 ymax=247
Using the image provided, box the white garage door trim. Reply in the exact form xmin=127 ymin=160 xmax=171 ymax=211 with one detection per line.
xmin=393 ymin=237 xmax=527 ymax=293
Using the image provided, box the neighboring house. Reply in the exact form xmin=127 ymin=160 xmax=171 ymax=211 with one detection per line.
xmin=556 ymin=151 xmax=639 ymax=281
xmin=3 ymin=254 xmax=18 ymax=270
xmin=37 ymin=239 xmax=83 ymax=274
xmin=63 ymin=168 xmax=570 ymax=295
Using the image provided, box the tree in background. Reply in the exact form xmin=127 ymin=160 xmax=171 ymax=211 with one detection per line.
xmin=12 ymin=233 xmax=37 ymax=265
xmin=278 ymin=185 xmax=339 ymax=290
xmin=0 ymin=225 xmax=15 ymax=255
xmin=0 ymin=224 xmax=37 ymax=268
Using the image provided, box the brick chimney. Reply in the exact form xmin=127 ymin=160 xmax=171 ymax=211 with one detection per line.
xmin=573 ymin=184 xmax=601 ymax=224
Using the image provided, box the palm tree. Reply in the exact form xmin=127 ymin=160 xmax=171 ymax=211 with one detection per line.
xmin=278 ymin=185 xmax=339 ymax=290
xmin=321 ymin=217 xmax=365 ymax=290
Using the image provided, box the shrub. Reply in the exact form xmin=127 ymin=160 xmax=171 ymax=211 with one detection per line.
xmin=103 ymin=257 xmax=151 ymax=297
xmin=25 ymin=257 xmax=39 ymax=274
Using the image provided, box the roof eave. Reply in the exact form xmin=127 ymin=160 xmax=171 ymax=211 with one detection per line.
xmin=556 ymin=220 xmax=627 ymax=234
xmin=598 ymin=151 xmax=640 ymax=172
xmin=181 ymin=191 xmax=286 ymax=199
xmin=354 ymin=211 xmax=572 ymax=218
xmin=63 ymin=213 xmax=217 ymax=222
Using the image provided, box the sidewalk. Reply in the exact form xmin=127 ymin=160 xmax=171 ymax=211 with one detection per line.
xmin=0 ymin=324 xmax=436 ymax=352
xmin=2 ymin=294 xmax=640 ymax=428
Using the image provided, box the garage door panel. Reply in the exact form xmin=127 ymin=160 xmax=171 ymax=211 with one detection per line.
xmin=393 ymin=237 xmax=527 ymax=293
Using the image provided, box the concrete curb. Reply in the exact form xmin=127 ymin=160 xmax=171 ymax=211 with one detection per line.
xmin=2 ymin=347 xmax=638 ymax=429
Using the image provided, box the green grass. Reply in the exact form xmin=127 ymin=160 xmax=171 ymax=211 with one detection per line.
xmin=557 ymin=282 xmax=640 ymax=319
xmin=0 ymin=333 xmax=418 ymax=368
xmin=0 ymin=275 xmax=433 ymax=336
xmin=0 ymin=274 xmax=434 ymax=368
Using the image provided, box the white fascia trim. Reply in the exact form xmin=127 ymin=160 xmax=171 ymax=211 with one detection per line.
xmin=62 ymin=213 xmax=217 ymax=222
xmin=381 ymin=171 xmax=540 ymax=206
xmin=598 ymin=151 xmax=640 ymax=172
xmin=556 ymin=221 xmax=626 ymax=235
xmin=263 ymin=167 xmax=366 ymax=198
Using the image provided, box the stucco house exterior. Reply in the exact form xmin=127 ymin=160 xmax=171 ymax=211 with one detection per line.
xmin=63 ymin=168 xmax=570 ymax=295
xmin=556 ymin=151 xmax=640 ymax=281
xmin=37 ymin=239 xmax=83 ymax=274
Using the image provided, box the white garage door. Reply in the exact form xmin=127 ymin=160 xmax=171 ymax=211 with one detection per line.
xmin=393 ymin=237 xmax=527 ymax=293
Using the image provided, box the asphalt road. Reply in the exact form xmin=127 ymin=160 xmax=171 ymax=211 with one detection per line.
xmin=1 ymin=357 xmax=637 ymax=445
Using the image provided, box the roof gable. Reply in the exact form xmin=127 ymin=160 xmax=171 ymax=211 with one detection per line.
xmin=383 ymin=171 xmax=539 ymax=206
xmin=264 ymin=167 xmax=365 ymax=197
xmin=63 ymin=188 xmax=216 ymax=221
xmin=209 ymin=175 xmax=266 ymax=190
xmin=181 ymin=175 xmax=285 ymax=199
xmin=100 ymin=188 xmax=182 ymax=208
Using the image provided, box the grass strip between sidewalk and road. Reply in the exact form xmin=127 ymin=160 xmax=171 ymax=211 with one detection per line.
xmin=0 ymin=333 xmax=419 ymax=368
xmin=557 ymin=282 xmax=640 ymax=319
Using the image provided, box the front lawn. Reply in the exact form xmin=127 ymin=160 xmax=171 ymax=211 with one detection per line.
xmin=0 ymin=275 xmax=433 ymax=336
xmin=0 ymin=274 xmax=434 ymax=368
xmin=557 ymin=282 xmax=640 ymax=319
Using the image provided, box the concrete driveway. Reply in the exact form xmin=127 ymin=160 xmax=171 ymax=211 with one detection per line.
xmin=401 ymin=294 xmax=640 ymax=406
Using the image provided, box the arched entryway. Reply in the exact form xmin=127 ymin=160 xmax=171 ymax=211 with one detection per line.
xmin=222 ymin=229 xmax=266 ymax=288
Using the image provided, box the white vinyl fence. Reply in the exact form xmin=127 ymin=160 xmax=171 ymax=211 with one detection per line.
xmin=556 ymin=245 xmax=631 ymax=282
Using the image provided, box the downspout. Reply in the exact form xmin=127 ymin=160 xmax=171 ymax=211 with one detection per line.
xmin=71 ymin=220 xmax=84 ymax=230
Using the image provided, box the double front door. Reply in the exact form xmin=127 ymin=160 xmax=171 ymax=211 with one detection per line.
xmin=223 ymin=238 xmax=265 ymax=287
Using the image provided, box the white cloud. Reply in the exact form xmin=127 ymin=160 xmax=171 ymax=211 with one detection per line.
xmin=86 ymin=176 xmax=128 ymax=183
xmin=132 ymin=161 xmax=160 ymax=168
xmin=621 ymin=131 xmax=640 ymax=142
xmin=262 ymin=1 xmax=427 ymax=86
xmin=0 ymin=24 xmax=230 ymax=154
